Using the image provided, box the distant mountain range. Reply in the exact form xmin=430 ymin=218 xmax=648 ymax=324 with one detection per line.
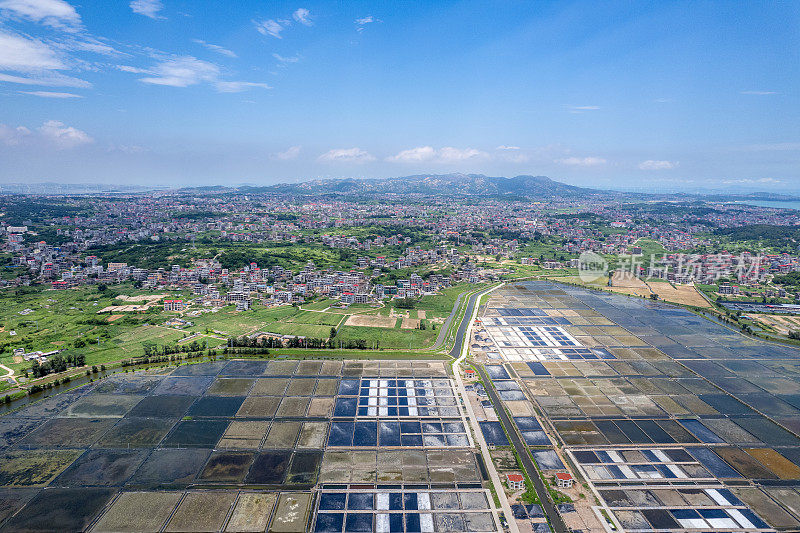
xmin=4 ymin=175 xmax=798 ymax=202
xmin=239 ymin=173 xmax=605 ymax=198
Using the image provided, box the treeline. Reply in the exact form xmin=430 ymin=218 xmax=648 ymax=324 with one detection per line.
xmin=142 ymin=339 xmax=207 ymax=356
xmin=122 ymin=350 xmax=213 ymax=368
xmin=773 ymin=271 xmax=800 ymax=287
xmin=714 ymin=224 xmax=800 ymax=249
xmin=29 ymin=353 xmax=85 ymax=379
xmin=228 ymin=335 xmax=375 ymax=350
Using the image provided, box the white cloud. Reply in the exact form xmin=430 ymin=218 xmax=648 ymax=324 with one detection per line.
xmin=0 ymin=123 xmax=31 ymax=145
xmin=496 ymin=145 xmax=520 ymax=150
xmin=438 ymin=146 xmax=488 ymax=162
xmin=387 ymin=146 xmax=436 ymax=162
xmin=355 ymin=15 xmax=379 ymax=32
xmin=21 ymin=90 xmax=81 ymax=97
xmin=638 ymin=159 xmax=676 ymax=170
xmin=740 ymin=90 xmax=776 ymax=95
xmin=0 ymin=30 xmax=92 ymax=87
xmin=214 ymin=80 xmax=271 ymax=92
xmin=116 ymin=64 xmax=149 ymax=74
xmin=192 ymin=39 xmax=236 ymax=58
xmin=272 ymin=145 xmax=301 ymax=160
xmin=0 ymin=31 xmax=64 ymax=72
xmin=387 ymin=146 xmax=489 ymax=164
xmin=555 ymin=156 xmax=606 ymax=166
xmin=38 ymin=119 xmax=92 ymax=148
xmin=722 ymin=177 xmax=782 ymax=185
xmin=273 ymin=53 xmax=300 ymax=64
xmin=0 ymin=0 xmax=81 ymax=31
xmin=137 ymin=56 xmax=219 ymax=87
xmin=319 ymin=147 xmax=375 ymax=163
xmin=130 ymin=0 xmax=164 ymax=19
xmin=292 ymin=8 xmax=311 ymax=26
xmin=120 ymin=56 xmax=269 ymax=92
xmin=255 ymin=19 xmax=284 ymax=38
xmin=0 ymin=71 xmax=89 ymax=87
xmin=568 ymin=105 xmax=600 ymax=114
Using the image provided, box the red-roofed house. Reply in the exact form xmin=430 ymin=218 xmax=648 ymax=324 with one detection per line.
xmin=506 ymin=473 xmax=524 ymax=490
xmin=556 ymin=472 xmax=573 ymax=488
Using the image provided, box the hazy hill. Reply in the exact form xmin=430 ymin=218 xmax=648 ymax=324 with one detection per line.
xmin=242 ymin=173 xmax=601 ymax=198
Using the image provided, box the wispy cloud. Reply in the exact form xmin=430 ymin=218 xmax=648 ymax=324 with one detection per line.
xmin=568 ymin=105 xmax=600 ymax=114
xmin=215 ymin=80 xmax=271 ymax=93
xmin=638 ymin=159 xmax=676 ymax=170
xmin=0 ymin=29 xmax=92 ymax=87
xmin=355 ymin=15 xmax=379 ymax=32
xmin=192 ymin=39 xmax=236 ymax=58
xmin=722 ymin=177 xmax=782 ymax=185
xmin=21 ymin=90 xmax=81 ymax=97
xmin=319 ymin=147 xmax=375 ymax=163
xmin=254 ymin=19 xmax=285 ymax=38
xmin=0 ymin=30 xmax=64 ymax=71
xmin=555 ymin=156 xmax=606 ymax=166
xmin=740 ymin=90 xmax=776 ymax=95
xmin=0 ymin=0 xmax=82 ymax=32
xmin=292 ymin=8 xmax=312 ymax=26
xmin=272 ymin=53 xmax=300 ymax=65
xmin=387 ymin=146 xmax=489 ymax=164
xmin=742 ymin=142 xmax=800 ymax=152
xmin=0 ymin=71 xmax=89 ymax=87
xmin=0 ymin=123 xmax=31 ymax=145
xmin=136 ymin=56 xmax=219 ymax=87
xmin=272 ymin=145 xmax=301 ymax=160
xmin=130 ymin=0 xmax=164 ymax=20
xmin=496 ymin=145 xmax=520 ymax=150
xmin=120 ymin=56 xmax=270 ymax=92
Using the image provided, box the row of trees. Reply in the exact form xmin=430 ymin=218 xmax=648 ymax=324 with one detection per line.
xmin=142 ymin=339 xmax=207 ymax=356
xmin=29 ymin=353 xmax=86 ymax=378
xmin=228 ymin=335 xmax=375 ymax=350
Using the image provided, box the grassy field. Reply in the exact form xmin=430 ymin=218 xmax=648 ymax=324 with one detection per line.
xmin=334 ymin=324 xmax=437 ymax=350
xmin=0 ymin=280 xmax=479 ymax=387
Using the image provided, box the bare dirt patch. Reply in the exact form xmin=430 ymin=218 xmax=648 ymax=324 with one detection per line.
xmin=344 ymin=315 xmax=397 ymax=328
xmin=107 ymin=314 xmax=123 ymax=322
xmin=401 ymin=318 xmax=420 ymax=329
xmin=646 ymin=281 xmax=711 ymax=308
xmin=611 ymin=271 xmax=652 ymax=297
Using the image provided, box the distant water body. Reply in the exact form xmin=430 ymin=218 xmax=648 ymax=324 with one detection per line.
xmin=735 ymin=200 xmax=800 ymax=210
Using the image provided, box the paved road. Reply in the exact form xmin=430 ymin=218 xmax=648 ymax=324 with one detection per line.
xmin=431 ymin=291 xmax=465 ymax=350
xmin=448 ymin=289 xmax=480 ymax=357
xmin=450 ymin=284 xmax=519 ymax=533
xmin=477 ymin=365 xmax=569 ymax=533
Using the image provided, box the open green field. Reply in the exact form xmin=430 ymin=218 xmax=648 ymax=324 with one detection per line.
xmin=0 ymin=280 xmax=479 ymax=390
xmin=335 ymin=324 xmax=437 ymax=350
xmin=187 ymin=305 xmax=345 ymax=338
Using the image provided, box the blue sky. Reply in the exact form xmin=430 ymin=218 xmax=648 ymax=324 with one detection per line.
xmin=0 ymin=0 xmax=798 ymax=190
